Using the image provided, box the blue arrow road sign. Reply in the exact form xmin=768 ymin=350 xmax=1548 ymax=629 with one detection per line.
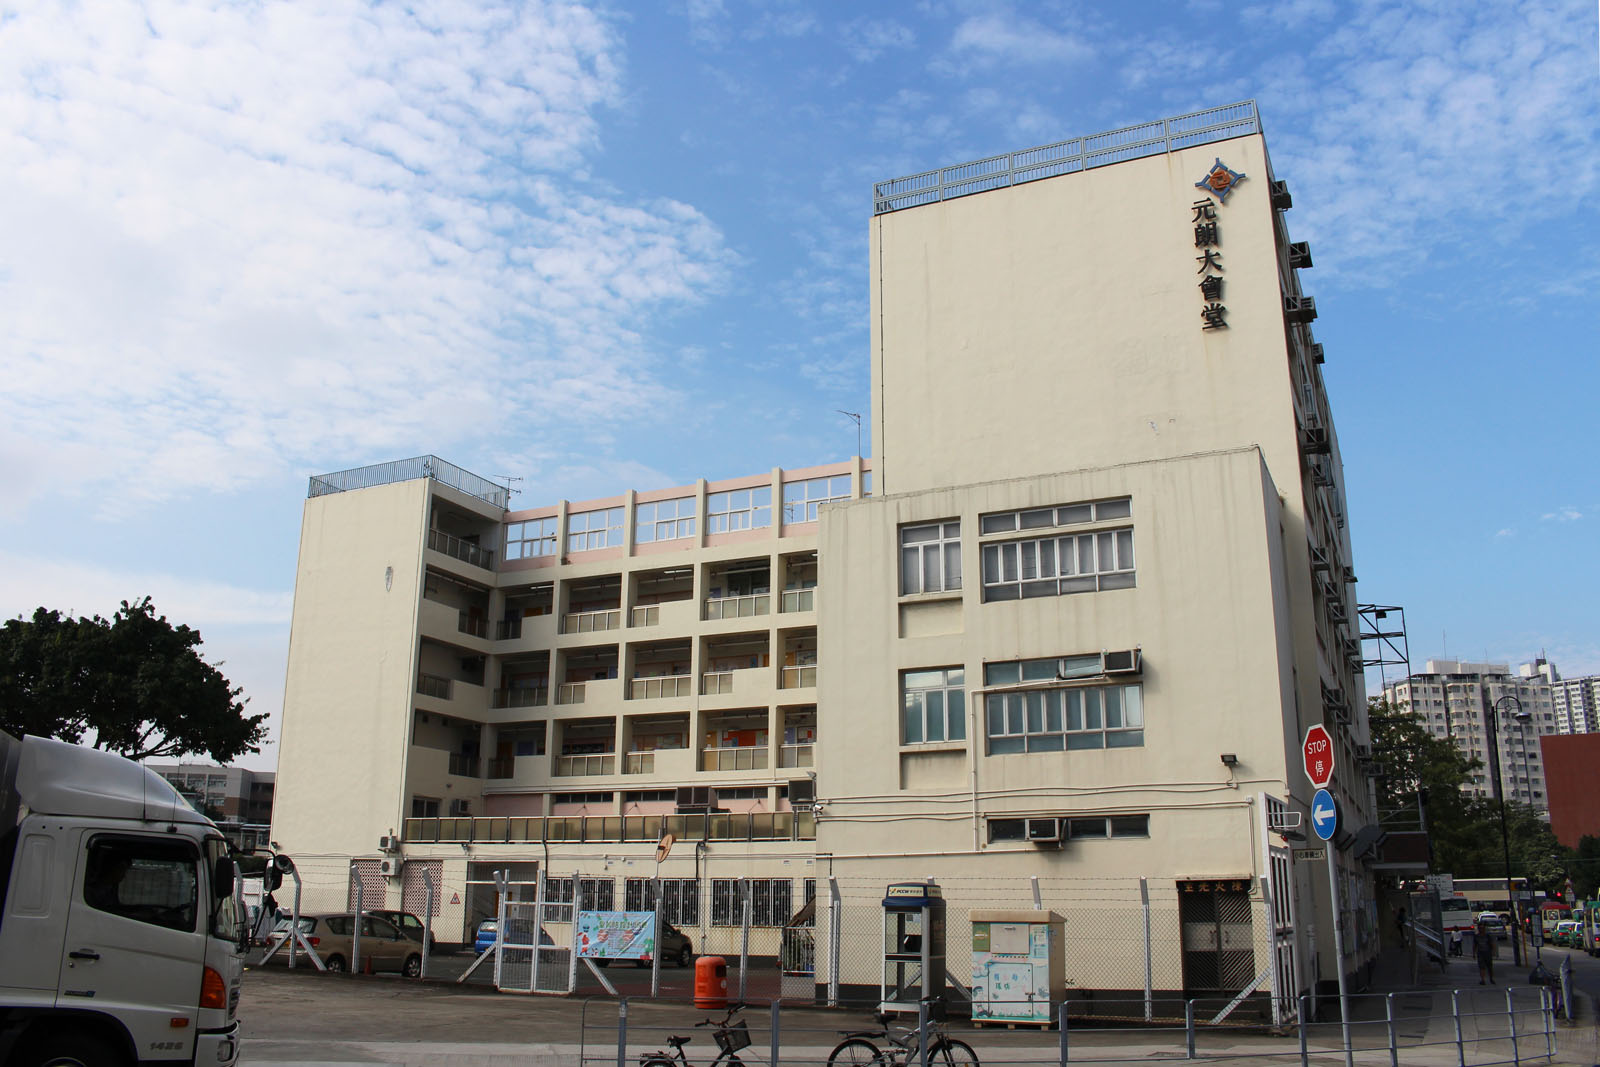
xmin=1311 ymin=788 xmax=1338 ymax=841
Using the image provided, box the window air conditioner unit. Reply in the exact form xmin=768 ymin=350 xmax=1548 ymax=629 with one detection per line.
xmin=1102 ymin=649 xmax=1142 ymax=676
xmin=1287 ymin=241 xmax=1313 ymax=269
xmin=1309 ymin=342 xmax=1325 ymax=364
xmin=379 ymin=858 xmax=399 ymax=878
xmin=788 ymin=779 xmax=816 ymax=812
xmin=675 ymin=786 xmax=712 ymax=813
xmin=1270 ymin=180 xmax=1293 ymax=211
xmin=1026 ymin=818 xmax=1062 ymax=844
xmin=378 ymin=835 xmax=401 ymax=853
xmin=1284 ymin=295 xmax=1318 ymax=324
xmin=1300 ymin=427 xmax=1331 ymax=456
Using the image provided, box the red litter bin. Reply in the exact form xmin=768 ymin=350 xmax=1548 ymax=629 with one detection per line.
xmin=694 ymin=955 xmax=728 ymax=1009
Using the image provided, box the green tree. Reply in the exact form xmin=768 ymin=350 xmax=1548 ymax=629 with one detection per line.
xmin=1568 ymin=835 xmax=1600 ymax=900
xmin=0 ymin=597 xmax=265 ymax=762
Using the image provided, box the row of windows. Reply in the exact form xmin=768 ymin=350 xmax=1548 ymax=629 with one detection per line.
xmin=901 ymin=656 xmax=1146 ymax=753
xmin=605 ymin=877 xmax=815 ymax=927
xmin=504 ymin=474 xmax=871 ymax=559
xmin=987 ymin=813 xmax=1149 ymax=843
xmin=899 ymin=498 xmax=1135 ymax=602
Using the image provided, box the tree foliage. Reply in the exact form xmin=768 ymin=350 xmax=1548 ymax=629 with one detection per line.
xmin=0 ymin=598 xmax=266 ymax=762
xmin=1569 ymin=835 xmax=1600 ymax=901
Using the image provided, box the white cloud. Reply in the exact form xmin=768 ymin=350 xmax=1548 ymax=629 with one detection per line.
xmin=943 ymin=11 xmax=1094 ymax=69
xmin=1257 ymin=0 xmax=1600 ymax=283
xmin=0 ymin=0 xmax=734 ymax=518
xmin=841 ymin=18 xmax=917 ymax=63
xmin=1541 ymin=507 xmax=1582 ymax=522
xmin=0 ymin=551 xmax=292 ymax=628
xmin=1493 ymin=528 xmax=1515 ymax=539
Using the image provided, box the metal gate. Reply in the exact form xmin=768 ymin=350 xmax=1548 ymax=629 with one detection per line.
xmin=1179 ymin=879 xmax=1255 ymax=994
xmin=497 ymin=901 xmax=539 ymax=993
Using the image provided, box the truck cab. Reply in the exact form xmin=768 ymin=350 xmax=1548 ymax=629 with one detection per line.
xmin=0 ymin=732 xmax=245 ymax=1066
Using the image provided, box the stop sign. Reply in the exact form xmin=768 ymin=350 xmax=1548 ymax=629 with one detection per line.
xmin=1303 ymin=724 xmax=1335 ymax=788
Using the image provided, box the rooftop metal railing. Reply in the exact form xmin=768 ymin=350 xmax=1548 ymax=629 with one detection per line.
xmin=873 ymin=100 xmax=1260 ymax=215
xmin=307 ymin=454 xmax=510 ymax=509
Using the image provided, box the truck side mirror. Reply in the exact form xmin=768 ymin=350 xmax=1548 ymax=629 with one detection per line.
xmin=265 ymin=866 xmax=282 ymax=891
xmin=213 ymin=857 xmax=235 ymax=898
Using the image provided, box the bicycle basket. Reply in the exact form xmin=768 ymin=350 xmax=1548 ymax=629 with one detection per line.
xmin=715 ymin=1020 xmax=752 ymax=1053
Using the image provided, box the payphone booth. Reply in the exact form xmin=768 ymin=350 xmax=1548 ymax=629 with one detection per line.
xmin=881 ymin=882 xmax=946 ymax=1014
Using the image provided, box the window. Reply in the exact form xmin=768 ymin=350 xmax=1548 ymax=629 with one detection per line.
xmin=552 ymin=791 xmax=613 ymax=806
xmin=708 ymin=488 xmax=772 ymax=533
xmin=986 ymin=814 xmax=1148 ymax=843
xmin=782 ymin=475 xmax=852 ymax=524
xmin=83 ymin=835 xmax=198 ymax=932
xmin=984 ymin=659 xmax=1143 ymax=753
xmin=982 ymin=528 xmax=1134 ymax=601
xmin=411 ymin=796 xmax=440 ymax=819
xmin=506 ymin=517 xmax=558 ymax=559
xmin=862 ymin=471 xmax=873 ymax=497
xmin=637 ymin=497 xmax=697 ymax=543
xmin=902 ymin=668 xmax=967 ymax=744
xmin=981 ymin=497 xmax=1131 ymax=534
xmin=900 ymin=521 xmax=961 ymax=594
xmin=712 ymin=878 xmax=793 ymax=926
xmin=568 ymin=507 xmax=624 ymax=552
xmin=626 ymin=877 xmax=698 ymax=921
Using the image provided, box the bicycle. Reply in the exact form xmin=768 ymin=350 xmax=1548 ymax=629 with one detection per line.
xmin=826 ymin=1008 xmax=978 ymax=1066
xmin=639 ymin=1002 xmax=754 ymax=1067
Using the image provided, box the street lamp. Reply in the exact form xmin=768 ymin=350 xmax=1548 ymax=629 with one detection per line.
xmin=1489 ymin=693 xmax=1532 ymax=965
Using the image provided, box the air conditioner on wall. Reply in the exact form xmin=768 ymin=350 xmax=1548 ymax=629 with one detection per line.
xmin=1102 ymin=649 xmax=1142 ymax=675
xmin=379 ymin=858 xmax=399 ymax=878
xmin=788 ymin=779 xmax=816 ymax=811
xmin=1026 ymin=818 xmax=1062 ymax=844
xmin=377 ymin=835 xmax=401 ymax=853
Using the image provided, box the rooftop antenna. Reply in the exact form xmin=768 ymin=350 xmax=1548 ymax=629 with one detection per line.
xmin=836 ymin=410 xmax=862 ymax=460
xmin=494 ymin=476 xmax=524 ymax=500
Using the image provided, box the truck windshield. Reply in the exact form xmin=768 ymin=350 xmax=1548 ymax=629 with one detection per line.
xmin=204 ymin=836 xmax=244 ymax=943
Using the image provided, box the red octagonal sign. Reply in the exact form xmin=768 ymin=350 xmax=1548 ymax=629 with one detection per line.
xmin=1303 ymin=724 xmax=1335 ymax=788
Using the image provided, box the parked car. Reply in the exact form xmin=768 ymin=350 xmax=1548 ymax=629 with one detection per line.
xmin=1476 ymin=913 xmax=1508 ymax=940
xmin=594 ymin=921 xmax=693 ymax=968
xmin=474 ymin=918 xmax=498 ymax=955
xmin=368 ymin=908 xmax=431 ymax=949
xmin=266 ymin=913 xmax=423 ymax=976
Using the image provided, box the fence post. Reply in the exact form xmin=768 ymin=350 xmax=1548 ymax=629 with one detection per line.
xmin=1140 ymin=877 xmax=1153 ymax=1023
xmin=1059 ymin=1002 xmax=1070 ymax=1065
xmin=352 ymin=878 xmax=363 ymax=976
xmin=288 ymin=869 xmax=303 ymax=970
xmin=1386 ymin=992 xmax=1398 ymax=1067
xmin=1506 ymin=988 xmax=1520 ymax=1067
xmin=770 ymin=1000 xmax=781 ymax=1067
xmin=616 ymin=997 xmax=628 ymax=1067
xmin=1299 ymin=995 xmax=1309 ymax=1067
xmin=1541 ymin=987 xmax=1553 ymax=1060
xmin=1185 ymin=999 xmax=1196 ymax=1059
xmin=421 ymin=868 xmax=434 ymax=980
xmin=1452 ymin=990 xmax=1465 ymax=1067
xmin=828 ymin=876 xmax=842 ymax=1008
xmin=918 ymin=997 xmax=930 ymax=1067
xmin=739 ymin=878 xmax=752 ymax=1003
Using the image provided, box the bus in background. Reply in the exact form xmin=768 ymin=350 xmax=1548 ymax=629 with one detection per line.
xmin=1439 ymin=895 xmax=1475 ymax=935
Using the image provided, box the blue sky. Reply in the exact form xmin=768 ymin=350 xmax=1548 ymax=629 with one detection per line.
xmin=1 ymin=0 xmax=1596 ymax=768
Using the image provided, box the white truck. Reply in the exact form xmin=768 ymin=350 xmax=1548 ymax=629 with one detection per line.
xmin=0 ymin=731 xmax=245 ymax=1067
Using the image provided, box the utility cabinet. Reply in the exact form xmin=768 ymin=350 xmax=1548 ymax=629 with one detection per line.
xmin=970 ymin=910 xmax=1063 ymax=1024
xmin=881 ymin=882 xmax=946 ymax=1014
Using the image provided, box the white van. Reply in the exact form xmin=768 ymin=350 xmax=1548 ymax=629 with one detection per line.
xmin=0 ymin=732 xmax=245 ymax=1066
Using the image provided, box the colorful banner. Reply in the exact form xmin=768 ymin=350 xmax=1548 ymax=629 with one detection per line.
xmin=576 ymin=910 xmax=657 ymax=959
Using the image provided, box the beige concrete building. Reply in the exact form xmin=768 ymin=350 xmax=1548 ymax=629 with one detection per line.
xmin=272 ymin=102 xmax=1374 ymax=1015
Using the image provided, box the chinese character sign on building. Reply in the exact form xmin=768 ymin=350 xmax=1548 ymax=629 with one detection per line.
xmin=1189 ymin=158 xmax=1246 ymax=333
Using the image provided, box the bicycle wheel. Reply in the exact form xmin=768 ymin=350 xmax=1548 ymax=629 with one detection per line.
xmin=640 ymin=1059 xmax=676 ymax=1067
xmin=827 ymin=1037 xmax=885 ymax=1065
xmin=930 ymin=1037 xmax=979 ymax=1066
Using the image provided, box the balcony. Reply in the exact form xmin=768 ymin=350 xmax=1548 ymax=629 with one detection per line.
xmin=702 ymin=671 xmax=734 ymax=695
xmin=781 ymin=665 xmax=817 ymax=690
xmin=781 ymin=589 xmax=815 ymax=613
xmin=486 ymin=757 xmax=515 ymax=779
xmin=563 ymin=608 xmax=620 ymax=634
xmin=631 ymin=676 xmax=691 ymax=700
xmin=458 ymin=612 xmax=488 ymax=638
xmin=555 ymin=753 xmax=615 ymax=777
xmin=448 ymin=753 xmax=480 ymax=778
xmin=701 ymin=746 xmax=768 ymax=772
xmin=631 ymin=605 xmax=659 ymax=628
xmin=427 ymin=528 xmax=494 ymax=570
xmin=557 ymin=682 xmax=587 ymax=705
xmin=778 ymin=742 xmax=815 ymax=769
xmin=705 ymin=593 xmax=769 ymax=621
xmin=491 ymin=687 xmax=548 ymax=709
xmin=623 ymin=751 xmax=654 ymax=775
xmin=417 ymin=672 xmax=452 ymax=700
